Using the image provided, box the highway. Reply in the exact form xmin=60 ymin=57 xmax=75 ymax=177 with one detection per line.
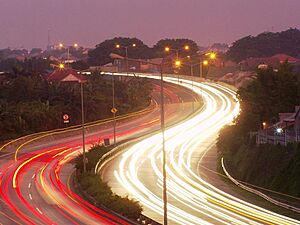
xmin=100 ymin=75 xmax=300 ymax=225
xmin=0 ymin=80 xmax=198 ymax=224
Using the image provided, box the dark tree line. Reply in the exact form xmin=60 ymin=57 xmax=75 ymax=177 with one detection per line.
xmin=226 ymin=28 xmax=300 ymax=62
xmin=87 ymin=37 xmax=199 ymax=66
xmin=0 ymin=73 xmax=152 ymax=141
xmin=217 ymin=63 xmax=300 ymax=197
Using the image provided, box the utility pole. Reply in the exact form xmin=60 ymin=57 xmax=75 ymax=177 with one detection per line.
xmin=160 ymin=65 xmax=167 ymax=225
xmin=80 ymin=81 xmax=86 ymax=173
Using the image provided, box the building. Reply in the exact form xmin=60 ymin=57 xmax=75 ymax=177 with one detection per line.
xmin=46 ymin=68 xmax=86 ymax=83
xmin=240 ymin=54 xmax=300 ymax=71
xmin=256 ymin=106 xmax=300 ymax=145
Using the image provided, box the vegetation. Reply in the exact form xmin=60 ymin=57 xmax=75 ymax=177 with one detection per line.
xmin=226 ymin=28 xmax=300 ymax=62
xmin=217 ymin=62 xmax=300 ymax=197
xmin=88 ymin=37 xmax=199 ymax=66
xmin=0 ymin=71 xmax=152 ymax=141
xmin=75 ymin=145 xmax=143 ymax=220
xmin=88 ymin=37 xmax=153 ymax=66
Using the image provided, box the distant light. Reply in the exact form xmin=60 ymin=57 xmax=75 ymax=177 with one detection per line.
xmin=184 ymin=45 xmax=190 ymax=50
xmin=59 ymin=63 xmax=65 ymax=69
xmin=116 ymin=44 xmax=120 ymax=49
xmin=73 ymin=43 xmax=78 ymax=48
xmin=59 ymin=43 xmax=63 ymax=48
xmin=175 ymin=60 xmax=181 ymax=67
xmin=276 ymin=128 xmax=283 ymax=134
xmin=262 ymin=122 xmax=266 ymax=126
xmin=132 ymin=43 xmax=136 ymax=47
xmin=209 ymin=52 xmax=216 ymax=59
xmin=165 ymin=47 xmax=170 ymax=52
xmin=187 ymin=55 xmax=191 ymax=59
xmin=203 ymin=60 xmax=209 ymax=66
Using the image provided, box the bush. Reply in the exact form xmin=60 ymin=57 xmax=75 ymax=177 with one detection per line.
xmin=75 ymin=144 xmax=143 ymax=220
xmin=77 ymin=172 xmax=142 ymax=220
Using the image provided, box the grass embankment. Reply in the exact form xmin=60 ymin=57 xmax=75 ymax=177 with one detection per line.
xmin=75 ymin=145 xmax=142 ymax=221
xmin=220 ymin=135 xmax=300 ymax=198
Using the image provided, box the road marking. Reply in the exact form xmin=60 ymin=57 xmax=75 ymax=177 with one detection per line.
xmin=29 ymin=194 xmax=32 ymax=200
xmin=32 ymin=174 xmax=35 ymax=179
xmin=36 ymin=207 xmax=43 ymax=215
xmin=28 ymin=183 xmax=31 ymax=188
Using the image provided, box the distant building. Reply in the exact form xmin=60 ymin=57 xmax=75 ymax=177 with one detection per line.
xmin=256 ymin=106 xmax=300 ymax=145
xmin=240 ymin=54 xmax=300 ymax=70
xmin=46 ymin=68 xmax=86 ymax=83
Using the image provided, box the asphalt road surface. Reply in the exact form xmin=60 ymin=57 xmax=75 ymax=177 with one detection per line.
xmin=101 ymin=75 xmax=300 ymax=225
xmin=0 ymin=79 xmax=199 ymax=225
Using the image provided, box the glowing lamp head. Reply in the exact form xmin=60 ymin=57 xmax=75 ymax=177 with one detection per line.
xmin=262 ymin=122 xmax=267 ymax=127
xmin=276 ymin=127 xmax=283 ymax=134
xmin=132 ymin=43 xmax=136 ymax=47
xmin=73 ymin=43 xmax=78 ymax=48
xmin=59 ymin=63 xmax=65 ymax=69
xmin=209 ymin=52 xmax=216 ymax=59
xmin=165 ymin=47 xmax=170 ymax=52
xmin=59 ymin=43 xmax=63 ymax=48
xmin=116 ymin=44 xmax=120 ymax=49
xmin=175 ymin=60 xmax=181 ymax=67
xmin=203 ymin=60 xmax=209 ymax=66
xmin=184 ymin=45 xmax=190 ymax=50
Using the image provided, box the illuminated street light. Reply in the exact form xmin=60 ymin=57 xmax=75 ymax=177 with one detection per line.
xmin=203 ymin=60 xmax=209 ymax=66
xmin=184 ymin=45 xmax=190 ymax=50
xmin=165 ymin=47 xmax=170 ymax=52
xmin=175 ymin=60 xmax=181 ymax=67
xmin=59 ymin=43 xmax=64 ymax=48
xmin=276 ymin=127 xmax=283 ymax=134
xmin=209 ymin=52 xmax=216 ymax=59
xmin=59 ymin=63 xmax=65 ymax=69
xmin=73 ymin=43 xmax=79 ymax=48
xmin=115 ymin=43 xmax=136 ymax=73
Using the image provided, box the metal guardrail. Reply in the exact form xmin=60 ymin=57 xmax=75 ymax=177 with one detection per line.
xmin=221 ymin=157 xmax=300 ymax=214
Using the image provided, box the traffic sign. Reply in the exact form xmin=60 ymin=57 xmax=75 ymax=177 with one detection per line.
xmin=111 ymin=108 xmax=118 ymax=114
xmin=63 ymin=114 xmax=70 ymax=123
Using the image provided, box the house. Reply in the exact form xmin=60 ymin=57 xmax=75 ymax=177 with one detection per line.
xmin=240 ymin=54 xmax=300 ymax=70
xmin=46 ymin=68 xmax=86 ymax=83
xmin=256 ymin=106 xmax=300 ymax=145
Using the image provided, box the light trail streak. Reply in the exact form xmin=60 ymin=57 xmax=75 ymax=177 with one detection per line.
xmin=111 ymin=75 xmax=300 ymax=225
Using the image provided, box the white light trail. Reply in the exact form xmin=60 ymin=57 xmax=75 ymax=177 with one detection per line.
xmin=109 ymin=74 xmax=300 ymax=225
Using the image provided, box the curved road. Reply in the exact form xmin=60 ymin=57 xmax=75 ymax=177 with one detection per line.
xmin=101 ymin=75 xmax=300 ymax=225
xmin=0 ymin=80 xmax=198 ymax=224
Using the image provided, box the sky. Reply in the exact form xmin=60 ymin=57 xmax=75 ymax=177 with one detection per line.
xmin=0 ymin=0 xmax=300 ymax=50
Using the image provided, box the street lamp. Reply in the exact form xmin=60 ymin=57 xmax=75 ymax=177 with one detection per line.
xmin=115 ymin=43 xmax=136 ymax=73
xmin=56 ymin=65 xmax=87 ymax=172
xmin=110 ymin=53 xmax=169 ymax=225
xmin=164 ymin=45 xmax=190 ymax=82
xmin=200 ymin=60 xmax=209 ymax=78
xmin=59 ymin=63 xmax=65 ymax=69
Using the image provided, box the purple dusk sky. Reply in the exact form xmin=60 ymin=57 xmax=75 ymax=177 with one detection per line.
xmin=0 ymin=0 xmax=300 ymax=49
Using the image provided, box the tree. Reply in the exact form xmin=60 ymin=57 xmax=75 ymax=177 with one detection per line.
xmin=153 ymin=38 xmax=198 ymax=58
xmin=236 ymin=62 xmax=300 ymax=133
xmin=88 ymin=37 xmax=152 ymax=66
xmin=226 ymin=28 xmax=300 ymax=62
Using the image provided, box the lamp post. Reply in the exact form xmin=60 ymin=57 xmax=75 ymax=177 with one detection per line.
xmin=110 ymin=54 xmax=169 ymax=224
xmin=57 ymin=43 xmax=79 ymax=66
xmin=164 ymin=45 xmax=190 ymax=83
xmin=112 ymin=75 xmax=117 ymax=146
xmin=56 ymin=63 xmax=87 ymax=173
xmin=115 ymin=43 xmax=136 ymax=73
xmin=80 ymin=80 xmax=87 ymax=173
xmin=200 ymin=60 xmax=209 ymax=78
